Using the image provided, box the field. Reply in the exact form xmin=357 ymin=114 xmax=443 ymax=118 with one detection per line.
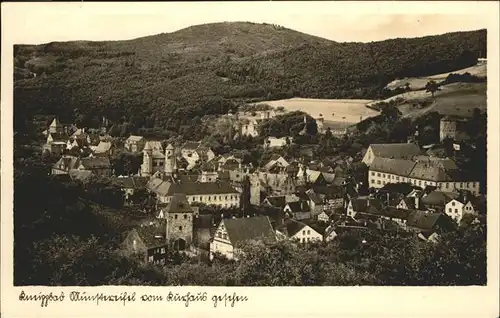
xmin=256 ymin=98 xmax=378 ymax=124
xmin=369 ymin=82 xmax=487 ymax=119
xmin=385 ymin=63 xmax=487 ymax=91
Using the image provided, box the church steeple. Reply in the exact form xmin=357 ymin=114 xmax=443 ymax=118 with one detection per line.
xmin=164 ymin=143 xmax=177 ymax=176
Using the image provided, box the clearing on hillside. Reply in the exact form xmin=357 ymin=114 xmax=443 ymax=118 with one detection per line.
xmin=386 ymin=63 xmax=487 ymax=91
xmin=256 ymin=98 xmax=378 ymax=124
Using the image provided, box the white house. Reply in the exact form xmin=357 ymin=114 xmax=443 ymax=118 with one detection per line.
xmin=181 ymin=141 xmax=216 ymax=170
xmin=283 ymin=201 xmax=311 ymax=220
xmin=264 ymin=137 xmax=292 ymax=148
xmin=444 ymin=198 xmax=476 ymax=223
xmin=362 ymin=143 xmax=421 ymax=167
xmin=276 ymin=219 xmax=323 ymax=244
xmin=209 ymin=216 xmax=276 ymax=260
xmin=317 ymin=211 xmax=330 ymax=223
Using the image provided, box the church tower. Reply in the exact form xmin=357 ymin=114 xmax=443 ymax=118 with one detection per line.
xmin=164 ymin=143 xmax=177 ymax=176
xmin=140 ymin=142 xmax=153 ymax=177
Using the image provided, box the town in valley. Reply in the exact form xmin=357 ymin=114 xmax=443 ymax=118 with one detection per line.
xmin=13 ymin=22 xmax=488 ymax=286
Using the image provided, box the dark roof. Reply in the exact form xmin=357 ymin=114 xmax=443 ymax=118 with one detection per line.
xmin=135 ymin=222 xmax=168 ymax=248
xmin=383 ymin=207 xmax=412 ymax=220
xmin=305 ymin=189 xmax=325 ymax=204
xmin=48 ymin=132 xmax=68 ymax=142
xmin=194 ymin=214 xmax=214 ymax=230
xmin=79 ymin=157 xmax=111 ymax=169
xmin=370 ymin=157 xmax=416 ymax=176
xmin=263 ymin=196 xmax=286 ymax=208
xmin=421 ymin=191 xmax=458 ymax=206
xmin=162 ymin=193 xmax=193 ymax=214
xmin=151 ymin=179 xmax=239 ymax=196
xmin=406 ymin=211 xmax=444 ymax=231
xmin=379 ymin=183 xmax=416 ymax=196
xmin=111 ymin=176 xmax=149 ymax=189
xmin=350 ymin=198 xmax=383 ymax=213
xmin=369 ymin=143 xmax=421 ymax=159
xmin=286 ymin=201 xmax=311 ymax=213
xmin=282 ymin=218 xmax=307 ymax=237
xmin=223 ymin=216 xmax=276 ymax=246
xmin=53 ymin=156 xmax=80 ymax=171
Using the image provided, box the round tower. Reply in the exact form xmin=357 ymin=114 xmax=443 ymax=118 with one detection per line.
xmin=164 ymin=143 xmax=177 ymax=176
xmin=141 ymin=142 xmax=153 ymax=177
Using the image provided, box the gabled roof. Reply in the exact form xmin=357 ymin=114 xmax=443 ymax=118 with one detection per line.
xmin=146 ymin=141 xmax=164 ymax=152
xmin=162 ymin=193 xmax=193 ymax=214
xmin=305 ymin=189 xmax=325 ymax=204
xmin=48 ymin=132 xmax=68 ymax=143
xmin=263 ymin=196 xmax=286 ymax=208
xmin=126 ymin=135 xmax=145 ymax=142
xmin=350 ymin=198 xmax=383 ymax=213
xmin=134 ymin=221 xmax=168 ymax=248
xmin=280 ymin=218 xmax=308 ymax=237
xmin=50 ymin=117 xmax=61 ymax=127
xmin=53 ymin=156 xmax=80 ymax=171
xmin=223 ymin=216 xmax=276 ymax=246
xmin=149 ymin=179 xmax=239 ymax=196
xmin=421 ymin=191 xmax=459 ymax=206
xmin=369 ymin=143 xmax=421 ymax=159
xmin=111 ymin=176 xmax=149 ymax=189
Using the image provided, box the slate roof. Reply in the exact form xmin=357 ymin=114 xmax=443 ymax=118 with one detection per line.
xmin=281 ymin=218 xmax=308 ymax=237
xmin=53 ymin=156 xmax=80 ymax=171
xmin=305 ymin=189 xmax=325 ymax=204
xmin=223 ymin=216 xmax=276 ymax=246
xmin=135 ymin=222 xmax=168 ymax=248
xmin=162 ymin=193 xmax=193 ymax=214
xmin=79 ymin=157 xmax=111 ymax=169
xmin=48 ymin=133 xmax=68 ymax=143
xmin=383 ymin=207 xmax=412 ymax=220
xmin=369 ymin=143 xmax=421 ymax=159
xmin=370 ymin=157 xmax=416 ymax=176
xmin=194 ymin=214 xmax=214 ymax=230
xmin=350 ymin=198 xmax=383 ymax=213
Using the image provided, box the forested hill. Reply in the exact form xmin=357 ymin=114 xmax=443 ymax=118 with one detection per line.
xmin=14 ymin=22 xmax=486 ymax=132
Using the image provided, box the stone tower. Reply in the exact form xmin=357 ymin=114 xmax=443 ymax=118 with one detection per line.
xmin=140 ymin=142 xmax=153 ymax=177
xmin=162 ymin=193 xmax=194 ymax=250
xmin=440 ymin=117 xmax=457 ymax=142
xmin=164 ymin=143 xmax=177 ymax=176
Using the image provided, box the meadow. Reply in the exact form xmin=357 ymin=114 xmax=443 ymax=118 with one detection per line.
xmin=256 ymin=98 xmax=378 ymax=124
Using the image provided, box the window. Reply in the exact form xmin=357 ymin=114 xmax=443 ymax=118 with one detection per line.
xmin=174 ymin=214 xmax=178 ymax=219
xmin=371 ymin=179 xmax=375 ymax=184
xmin=448 ymin=208 xmax=452 ymax=212
xmin=301 ymin=238 xmax=305 ymax=243
xmin=179 ymin=226 xmax=183 ymax=231
xmin=377 ymin=180 xmax=381 ymax=185
xmin=302 ymin=230 xmax=306 ymax=235
xmin=161 ymin=248 xmax=165 ymax=254
xmin=445 ymin=183 xmax=449 ymax=189
xmin=219 ymin=196 xmax=222 ymax=200
xmin=225 ymin=196 xmax=228 ymax=200
xmin=396 ymin=176 xmax=400 ymax=181
xmin=452 ymin=202 xmax=455 ymax=206
xmin=307 ymin=230 xmax=310 ymax=235
xmin=454 ymin=209 xmax=458 ymax=213
xmin=184 ymin=214 xmax=187 ymax=219
xmin=371 ymin=172 xmax=375 ymax=176
xmin=377 ymin=173 xmax=381 ymax=177
xmin=382 ymin=174 xmax=386 ymax=178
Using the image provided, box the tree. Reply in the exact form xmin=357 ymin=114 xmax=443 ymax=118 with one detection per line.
xmin=425 ymin=80 xmax=440 ymax=97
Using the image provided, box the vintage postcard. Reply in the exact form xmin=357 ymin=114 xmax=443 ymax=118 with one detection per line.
xmin=1 ymin=1 xmax=499 ymax=317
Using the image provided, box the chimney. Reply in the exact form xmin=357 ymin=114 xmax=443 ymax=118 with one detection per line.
xmin=415 ymin=196 xmax=419 ymax=210
xmin=367 ymin=199 xmax=370 ymax=207
xmin=386 ymin=193 xmax=390 ymax=206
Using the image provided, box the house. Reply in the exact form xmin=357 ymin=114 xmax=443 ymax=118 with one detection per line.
xmin=52 ymin=155 xmax=80 ymax=175
xmin=239 ymin=118 xmax=259 ymax=137
xmin=120 ymin=219 xmax=169 ymax=265
xmin=93 ymin=141 xmax=115 ymax=156
xmin=284 ymin=201 xmax=311 ymax=220
xmin=406 ymin=210 xmax=455 ymax=242
xmin=317 ymin=210 xmax=331 ymax=223
xmin=421 ymin=190 xmax=459 ymax=212
xmin=47 ymin=117 xmax=65 ymax=134
xmin=110 ymin=176 xmax=149 ymax=201
xmin=362 ymin=143 xmax=421 ymax=167
xmin=77 ymin=157 xmax=112 ymax=177
xmin=305 ymin=189 xmax=326 ymax=217
xmin=43 ymin=132 xmax=69 ymax=155
xmin=181 ymin=141 xmax=216 ymax=170
xmin=444 ymin=197 xmax=477 ymax=223
xmin=71 ymin=128 xmax=89 ymax=141
xmin=156 ymin=193 xmax=194 ymax=250
xmin=210 ymin=216 xmax=276 ymax=260
xmin=368 ymin=156 xmax=480 ymax=195
xmin=276 ymin=218 xmax=323 ymax=244
xmin=125 ymin=135 xmax=146 ymax=153
xmin=264 ymin=136 xmax=292 ymax=148
xmin=263 ymin=155 xmax=289 ymax=172
xmin=261 ymin=195 xmax=287 ymax=209
xmin=346 ymin=197 xmax=383 ymax=218
xmin=147 ymin=178 xmax=241 ymax=208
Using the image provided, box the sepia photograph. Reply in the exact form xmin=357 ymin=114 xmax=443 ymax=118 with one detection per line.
xmin=9 ymin=6 xmax=492 ymax=288
xmin=2 ymin=5 xmax=499 ymax=318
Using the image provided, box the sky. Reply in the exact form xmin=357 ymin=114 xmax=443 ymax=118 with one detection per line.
xmin=1 ymin=2 xmax=493 ymax=44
